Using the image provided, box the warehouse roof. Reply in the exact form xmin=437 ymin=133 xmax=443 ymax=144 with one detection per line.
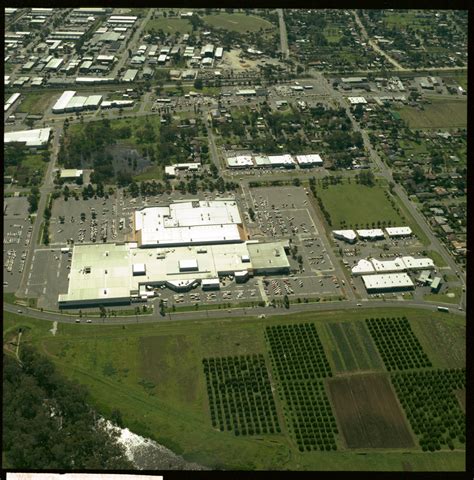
xmin=357 ymin=229 xmax=385 ymax=239
xmin=5 ymin=128 xmax=51 ymax=147
xmin=134 ymin=200 xmax=244 ymax=247
xmin=362 ymin=273 xmax=414 ymax=290
xmin=333 ymin=230 xmax=357 ymax=242
xmin=52 ymin=90 xmax=77 ymax=112
xmin=267 ymin=154 xmax=295 ymax=166
xmin=385 ymin=226 xmax=412 ymax=237
xmin=60 ymin=169 xmax=83 ymax=178
xmin=351 ymin=259 xmax=375 ymax=275
xmin=348 ymin=96 xmax=367 ymax=104
xmin=226 ymin=155 xmax=254 ymax=168
xmin=295 ymin=154 xmax=323 ymax=165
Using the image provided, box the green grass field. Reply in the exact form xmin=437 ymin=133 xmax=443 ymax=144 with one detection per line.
xmin=146 ymin=17 xmax=192 ymax=34
xmin=3 ymin=306 xmax=465 ymax=471
xmin=396 ymin=99 xmax=467 ymax=129
xmin=426 ymin=250 xmax=448 ymax=267
xmin=317 ymin=181 xmax=404 ymax=229
xmin=16 ymin=92 xmax=55 ymax=115
xmin=202 ymin=13 xmax=275 ymax=33
xmin=424 ymin=286 xmax=463 ymax=305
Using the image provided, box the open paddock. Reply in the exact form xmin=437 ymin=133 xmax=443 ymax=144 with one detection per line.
xmin=328 ymin=373 xmax=415 ymax=449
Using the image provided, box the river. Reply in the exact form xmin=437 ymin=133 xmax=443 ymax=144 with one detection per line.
xmin=103 ymin=420 xmax=209 ymax=470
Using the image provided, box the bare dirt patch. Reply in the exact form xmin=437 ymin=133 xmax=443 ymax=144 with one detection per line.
xmin=328 ymin=373 xmax=415 ymax=449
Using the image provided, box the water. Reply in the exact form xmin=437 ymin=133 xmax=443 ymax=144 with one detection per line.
xmin=103 ymin=419 xmax=209 ymax=470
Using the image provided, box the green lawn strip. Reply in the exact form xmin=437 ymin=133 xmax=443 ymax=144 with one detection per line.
xmin=317 ymin=323 xmax=345 ymax=373
xmin=423 ymin=286 xmax=462 ymax=305
xmin=353 ymin=321 xmax=384 ymax=370
xmin=426 ymin=250 xmax=448 ymax=267
xmin=328 ymin=323 xmax=358 ymax=371
xmin=342 ymin=322 xmax=371 ymax=370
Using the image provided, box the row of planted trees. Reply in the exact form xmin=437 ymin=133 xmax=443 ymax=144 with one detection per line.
xmin=203 ymin=355 xmax=280 ymax=436
xmin=366 ymin=317 xmax=432 ymax=371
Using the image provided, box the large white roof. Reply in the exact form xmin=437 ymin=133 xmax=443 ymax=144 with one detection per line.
xmin=267 ymin=154 xmax=295 ymax=166
xmin=135 ymin=200 xmax=243 ymax=247
xmin=401 ymin=256 xmax=434 ymax=270
xmin=226 ymin=155 xmax=254 ymax=167
xmin=385 ymin=226 xmax=412 ymax=237
xmin=352 ymin=256 xmax=435 ymax=275
xmin=357 ymin=229 xmax=385 ymax=239
xmin=52 ymin=90 xmax=76 ymax=112
xmin=58 ymin=240 xmax=289 ymax=305
xmin=362 ymin=273 xmax=414 ymax=291
xmin=351 ymin=259 xmax=375 ymax=275
xmin=5 ymin=128 xmax=51 ymax=147
xmin=333 ymin=229 xmax=357 ymax=242
xmin=295 ymin=154 xmax=323 ymax=165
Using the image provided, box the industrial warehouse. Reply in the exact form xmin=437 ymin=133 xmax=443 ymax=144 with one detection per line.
xmin=58 ymin=199 xmax=291 ymax=307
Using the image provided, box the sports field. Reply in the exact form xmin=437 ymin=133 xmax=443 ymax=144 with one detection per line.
xmin=202 ymin=13 xmax=275 ymax=33
xmin=3 ymin=306 xmax=465 ymax=471
xmin=396 ymin=99 xmax=467 ymax=129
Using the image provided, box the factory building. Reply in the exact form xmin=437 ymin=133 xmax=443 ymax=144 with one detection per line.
xmin=333 ymin=230 xmax=357 ymax=244
xmin=52 ymin=91 xmax=103 ymax=113
xmin=4 ymin=128 xmax=51 ymax=148
xmin=295 ymin=154 xmax=323 ymax=167
xmin=362 ymin=273 xmax=414 ymax=293
xmin=352 ymin=256 xmax=435 ymax=276
xmin=385 ymin=226 xmax=412 ymax=237
xmin=164 ymin=163 xmax=201 ymax=178
xmin=134 ymin=200 xmax=245 ymax=248
xmin=60 ymin=169 xmax=83 ymax=181
xmin=356 ymin=229 xmax=385 ymax=240
xmin=226 ymin=155 xmax=254 ymax=169
xmin=58 ymin=239 xmax=289 ymax=307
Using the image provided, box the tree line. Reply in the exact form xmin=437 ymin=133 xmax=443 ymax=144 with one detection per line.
xmin=3 ymin=345 xmax=133 ymax=469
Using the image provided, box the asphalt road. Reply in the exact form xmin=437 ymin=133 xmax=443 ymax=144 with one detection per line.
xmin=17 ymin=123 xmax=64 ymax=298
xmin=4 ymin=298 xmax=464 ymax=326
xmin=353 ymin=10 xmax=405 ymax=71
xmin=277 ymin=9 xmax=290 ymax=60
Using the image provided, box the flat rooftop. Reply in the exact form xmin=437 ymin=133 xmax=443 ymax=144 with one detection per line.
xmin=58 ymin=240 xmax=289 ymax=305
xmin=134 ymin=200 xmax=244 ymax=247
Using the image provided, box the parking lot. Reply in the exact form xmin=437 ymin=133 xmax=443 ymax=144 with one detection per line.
xmin=3 ymin=196 xmax=32 ymax=293
xmin=50 ymin=189 xmax=133 ymax=246
xmin=239 ymin=185 xmax=342 ymax=301
xmin=26 ymin=248 xmax=71 ymax=309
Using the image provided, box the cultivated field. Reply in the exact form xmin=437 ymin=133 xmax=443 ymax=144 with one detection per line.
xmin=317 ymin=181 xmax=404 ymax=229
xmin=322 ymin=321 xmax=383 ymax=373
xmin=328 ymin=374 xmax=415 ymax=449
xmin=202 ymin=13 xmax=275 ymax=33
xmin=3 ymin=307 xmax=466 ymax=471
xmin=396 ymin=99 xmax=467 ymax=129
